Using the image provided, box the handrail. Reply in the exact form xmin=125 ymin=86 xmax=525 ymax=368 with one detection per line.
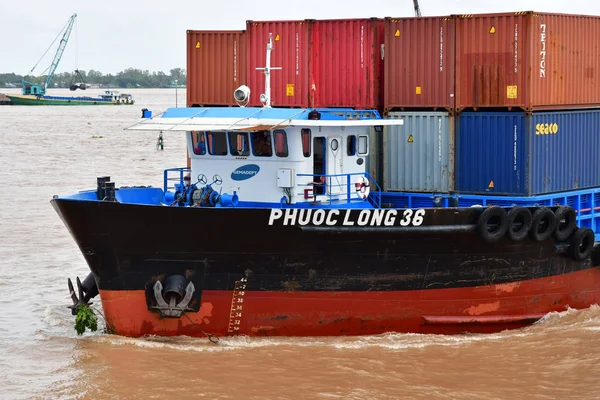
xmin=296 ymin=172 xmax=381 ymax=207
xmin=163 ymin=167 xmax=190 ymax=193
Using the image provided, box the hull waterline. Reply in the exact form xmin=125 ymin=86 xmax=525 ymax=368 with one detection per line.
xmin=99 ymin=266 xmax=600 ymax=337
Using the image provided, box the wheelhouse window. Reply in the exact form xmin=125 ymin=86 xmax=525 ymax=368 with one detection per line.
xmin=357 ymin=135 xmax=368 ymax=155
xmin=347 ymin=135 xmax=356 ymax=156
xmin=228 ymin=132 xmax=250 ymax=156
xmin=273 ymin=130 xmax=288 ymax=157
xmin=251 ymin=131 xmax=272 ymax=157
xmin=206 ymin=132 xmax=228 ymax=156
xmin=301 ymin=129 xmax=311 ymax=157
xmin=191 ymin=131 xmax=206 ymax=155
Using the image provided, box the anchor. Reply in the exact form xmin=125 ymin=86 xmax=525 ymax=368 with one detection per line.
xmin=150 ymin=276 xmax=196 ymax=318
xmin=67 ymin=273 xmax=99 ymax=315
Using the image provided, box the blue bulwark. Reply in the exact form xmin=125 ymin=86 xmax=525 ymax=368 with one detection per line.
xmin=161 ymin=107 xmax=381 ymax=121
xmin=381 ymin=188 xmax=600 ymax=241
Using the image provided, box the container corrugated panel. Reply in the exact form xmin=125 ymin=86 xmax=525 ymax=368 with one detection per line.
xmin=456 ymin=109 xmax=600 ymax=196
xmin=530 ymin=13 xmax=600 ymax=110
xmin=384 ymin=17 xmax=455 ymax=111
xmin=455 ymin=12 xmax=600 ymax=111
xmin=456 ymin=112 xmax=528 ymax=195
xmin=455 ymin=13 xmax=530 ymax=111
xmin=311 ymin=18 xmax=383 ymax=109
xmin=246 ymin=20 xmax=310 ymax=107
xmin=383 ymin=111 xmax=454 ymax=192
xmin=186 ymin=30 xmax=247 ymax=107
xmin=531 ymin=110 xmax=600 ymax=193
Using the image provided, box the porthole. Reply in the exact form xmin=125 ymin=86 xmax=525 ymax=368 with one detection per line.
xmin=331 ymin=138 xmax=339 ymax=151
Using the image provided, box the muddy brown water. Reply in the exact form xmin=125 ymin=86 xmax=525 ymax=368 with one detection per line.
xmin=1 ymin=88 xmax=599 ymax=400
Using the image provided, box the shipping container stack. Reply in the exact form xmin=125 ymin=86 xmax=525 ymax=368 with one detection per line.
xmin=453 ymin=12 xmax=600 ymax=197
xmin=381 ymin=11 xmax=600 ymax=197
xmin=381 ymin=16 xmax=456 ymax=191
xmin=186 ymin=11 xmax=600 ymax=198
xmin=187 ymin=19 xmax=385 ymax=109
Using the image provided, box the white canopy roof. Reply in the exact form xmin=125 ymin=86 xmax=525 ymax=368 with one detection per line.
xmin=126 ymin=116 xmax=404 ymax=132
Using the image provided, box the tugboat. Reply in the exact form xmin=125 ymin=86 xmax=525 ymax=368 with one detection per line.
xmin=51 ymin=35 xmax=600 ymax=338
xmin=98 ymin=90 xmax=135 ymax=105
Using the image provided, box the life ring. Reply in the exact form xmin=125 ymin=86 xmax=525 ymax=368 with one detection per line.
xmin=528 ymin=207 xmax=557 ymax=242
xmin=568 ymin=227 xmax=594 ymax=261
xmin=354 ymin=176 xmax=370 ymax=200
xmin=476 ymin=206 xmax=509 ymax=242
xmin=553 ymin=206 xmax=577 ymax=241
xmin=506 ymin=206 xmax=532 ymax=241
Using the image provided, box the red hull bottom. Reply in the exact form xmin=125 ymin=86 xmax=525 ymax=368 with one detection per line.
xmin=99 ymin=267 xmax=600 ymax=337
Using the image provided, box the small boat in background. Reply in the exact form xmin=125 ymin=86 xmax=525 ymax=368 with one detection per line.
xmin=10 ymin=13 xmax=135 ymax=106
xmin=7 ymin=90 xmax=135 ymax=106
xmin=99 ymin=90 xmax=135 ymax=104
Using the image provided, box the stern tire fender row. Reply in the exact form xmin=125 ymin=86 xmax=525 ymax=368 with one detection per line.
xmin=476 ymin=205 xmax=592 ymax=261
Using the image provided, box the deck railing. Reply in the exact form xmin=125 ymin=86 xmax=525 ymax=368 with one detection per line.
xmin=163 ymin=167 xmax=190 ymax=193
xmin=297 ymin=172 xmax=382 ymax=208
xmin=380 ymin=189 xmax=600 ymax=240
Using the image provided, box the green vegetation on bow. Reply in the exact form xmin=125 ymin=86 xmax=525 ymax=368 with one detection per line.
xmin=0 ymin=68 xmax=186 ymax=89
xmin=75 ymin=304 xmax=98 ymax=335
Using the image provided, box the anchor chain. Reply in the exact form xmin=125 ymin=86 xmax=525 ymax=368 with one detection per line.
xmin=182 ymin=313 xmax=219 ymax=344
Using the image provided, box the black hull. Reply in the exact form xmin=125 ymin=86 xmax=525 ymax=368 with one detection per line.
xmin=51 ymin=199 xmax=593 ymax=294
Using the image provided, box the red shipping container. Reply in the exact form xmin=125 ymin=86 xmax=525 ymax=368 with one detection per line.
xmin=529 ymin=12 xmax=600 ymax=110
xmin=455 ymin=12 xmax=600 ymax=112
xmin=383 ymin=16 xmax=455 ymax=112
xmin=246 ymin=20 xmax=310 ymax=107
xmin=310 ymin=18 xmax=384 ymax=109
xmin=186 ymin=30 xmax=247 ymax=107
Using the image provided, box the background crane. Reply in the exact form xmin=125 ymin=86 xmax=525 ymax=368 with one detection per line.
xmin=22 ymin=13 xmax=77 ymax=96
xmin=413 ymin=0 xmax=422 ymax=17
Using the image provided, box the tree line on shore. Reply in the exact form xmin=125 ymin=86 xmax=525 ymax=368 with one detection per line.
xmin=0 ymin=68 xmax=187 ymax=89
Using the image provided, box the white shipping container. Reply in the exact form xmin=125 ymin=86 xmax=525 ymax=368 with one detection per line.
xmin=383 ymin=111 xmax=454 ymax=192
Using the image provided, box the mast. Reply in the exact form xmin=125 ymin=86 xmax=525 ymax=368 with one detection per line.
xmin=413 ymin=0 xmax=422 ymax=17
xmin=255 ymin=33 xmax=281 ymax=107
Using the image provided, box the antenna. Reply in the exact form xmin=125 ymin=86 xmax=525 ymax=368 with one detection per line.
xmin=255 ymin=33 xmax=282 ymax=107
xmin=413 ymin=0 xmax=422 ymax=17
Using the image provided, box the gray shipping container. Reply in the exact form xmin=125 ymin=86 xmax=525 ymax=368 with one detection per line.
xmin=383 ymin=111 xmax=454 ymax=192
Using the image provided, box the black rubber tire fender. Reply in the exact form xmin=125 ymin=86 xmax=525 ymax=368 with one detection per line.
xmin=476 ymin=206 xmax=509 ymax=243
xmin=568 ymin=227 xmax=595 ymax=261
xmin=506 ymin=206 xmax=533 ymax=241
xmin=528 ymin=207 xmax=557 ymax=242
xmin=553 ymin=206 xmax=577 ymax=242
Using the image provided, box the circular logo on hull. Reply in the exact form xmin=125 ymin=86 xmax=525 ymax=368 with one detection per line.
xmin=231 ymin=164 xmax=260 ymax=181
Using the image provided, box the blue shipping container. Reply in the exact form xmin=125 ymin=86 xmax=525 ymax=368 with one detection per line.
xmin=456 ymin=110 xmax=600 ymax=196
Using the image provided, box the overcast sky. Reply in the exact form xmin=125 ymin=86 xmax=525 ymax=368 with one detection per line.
xmin=2 ymin=0 xmax=599 ymax=75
